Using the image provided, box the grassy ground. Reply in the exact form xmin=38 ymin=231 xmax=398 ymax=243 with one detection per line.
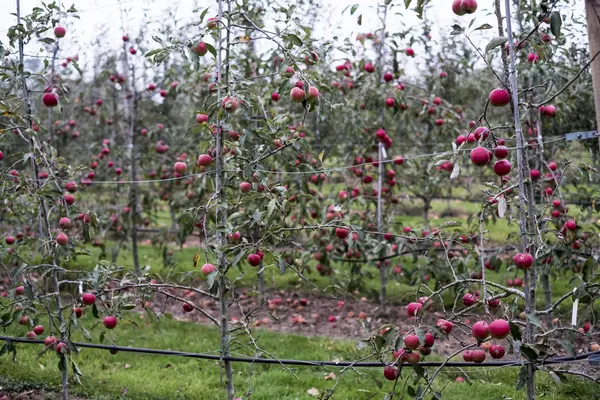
xmin=1 ymin=315 xmax=597 ymax=400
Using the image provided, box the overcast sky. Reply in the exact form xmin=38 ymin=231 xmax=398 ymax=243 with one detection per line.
xmin=1 ymin=0 xmax=588 ymax=78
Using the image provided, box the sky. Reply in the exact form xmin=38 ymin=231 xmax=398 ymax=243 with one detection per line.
xmin=0 ymin=0 xmax=588 ymax=79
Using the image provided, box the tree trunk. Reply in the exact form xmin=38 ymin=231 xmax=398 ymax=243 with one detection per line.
xmin=585 ymin=0 xmax=600 ymax=154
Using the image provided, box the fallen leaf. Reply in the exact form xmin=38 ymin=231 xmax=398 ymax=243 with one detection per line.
xmin=307 ymin=387 xmax=320 ymax=397
xmin=324 ymin=372 xmax=336 ymax=380
xmin=124 ymin=364 xmax=131 ymax=369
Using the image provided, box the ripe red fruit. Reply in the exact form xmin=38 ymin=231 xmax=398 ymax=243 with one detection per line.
xmin=58 ymin=217 xmax=71 ymax=229
xmin=406 ymin=302 xmax=423 ymax=317
xmin=290 ymin=87 xmax=305 ymax=102
xmin=201 ymin=263 xmax=215 ymax=275
xmin=196 ymin=114 xmax=209 ymax=124
xmin=73 ymin=307 xmax=83 ymax=318
xmin=489 ymin=319 xmax=510 ymax=339
xmin=54 ymin=26 xmax=66 ymax=38
xmin=44 ymin=335 xmax=57 ymax=347
xmin=15 ymin=285 xmax=25 ymax=295
xmin=221 ymin=97 xmax=239 ymax=113
xmin=565 ymin=219 xmax=577 ymax=231
xmin=404 ymin=334 xmax=420 ymax=350
xmin=494 ymin=145 xmax=509 ymax=159
xmin=197 ymin=154 xmax=213 ymax=166
xmin=26 ymin=331 xmax=37 ymax=340
xmin=307 ymin=86 xmax=320 ymax=99
xmin=0 ymin=150 xmax=3 ymax=161
xmin=56 ymin=341 xmax=68 ymax=354
xmin=471 ymin=349 xmax=486 ymax=363
xmin=56 ymin=233 xmax=68 ymax=246
xmin=462 ymin=350 xmax=473 ymax=361
xmin=383 ymin=366 xmax=399 ymax=381
xmin=19 ymin=315 xmax=29 ymax=325
xmin=5 ymin=236 xmax=16 ymax=245
xmin=493 ymin=159 xmax=512 ymax=176
xmin=364 ymin=63 xmax=375 ymax=73
xmin=513 ymin=252 xmax=534 ymax=269
xmin=385 ymin=97 xmax=396 ymax=107
xmin=489 ymin=88 xmax=510 ymax=107
xmin=394 ymin=156 xmax=404 ymax=165
xmin=462 ymin=293 xmax=476 ymax=306
xmin=383 ymin=72 xmax=393 ymax=82
xmin=544 ymin=105 xmax=557 ymax=117
xmin=406 ymin=48 xmax=415 ymax=57
xmin=437 ymin=319 xmax=453 ymax=334
xmin=247 ymin=253 xmax=261 ymax=266
xmin=65 ymin=181 xmax=77 ymax=192
xmin=527 ymin=53 xmax=540 ymax=63
xmin=472 ymin=321 xmax=490 ymax=340
xmin=82 ymin=293 xmax=96 ymax=305
xmin=174 ymin=162 xmax=187 ymax=175
xmin=183 ymin=303 xmax=194 ymax=312
xmin=194 ymin=41 xmax=208 ymax=56
xmin=239 ymin=181 xmax=251 ymax=193
xmin=33 ymin=325 xmax=44 ymax=335
xmin=456 ymin=377 xmax=465 ymax=383
xmin=64 ymin=194 xmax=75 ymax=205
xmin=335 ymin=227 xmax=350 ymax=239
xmin=43 ymin=93 xmax=59 ymax=108
xmin=103 ymin=316 xmax=117 ymax=329
xmin=424 ymin=332 xmax=435 ymax=347
xmin=271 ymin=92 xmax=280 ymax=101
xmin=489 ymin=344 xmax=505 ymax=359
xmin=470 ymin=147 xmax=490 ymax=166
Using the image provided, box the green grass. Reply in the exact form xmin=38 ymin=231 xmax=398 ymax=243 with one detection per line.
xmin=1 ymin=316 xmax=597 ymax=400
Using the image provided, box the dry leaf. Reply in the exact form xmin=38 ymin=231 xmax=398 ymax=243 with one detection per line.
xmin=307 ymin=387 xmax=320 ymax=397
xmin=124 ymin=364 xmax=131 ymax=369
xmin=239 ymin=36 xmax=250 ymax=43
xmin=324 ymin=372 xmax=336 ymax=380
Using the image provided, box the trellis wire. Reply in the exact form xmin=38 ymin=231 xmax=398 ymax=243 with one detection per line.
xmin=0 ymin=335 xmax=598 ymax=369
xmin=0 ymin=135 xmax=568 ymax=184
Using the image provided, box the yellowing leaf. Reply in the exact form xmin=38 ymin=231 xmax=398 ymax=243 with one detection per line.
xmin=193 ymin=251 xmax=200 ymax=268
xmin=239 ymin=36 xmax=250 ymax=43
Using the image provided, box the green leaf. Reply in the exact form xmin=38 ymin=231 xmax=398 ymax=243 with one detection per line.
xmin=520 ymin=344 xmax=538 ymax=362
xmin=284 ymin=34 xmax=302 ymax=47
xmin=474 ymin=23 xmax=493 ymax=31
xmin=550 ymin=12 xmax=562 ymax=38
xmin=485 ymin=36 xmax=508 ymax=54
xmin=526 ymin=313 xmax=543 ymax=329
xmin=72 ymin=360 xmax=84 ymax=376
xmin=450 ymin=24 xmax=463 ymax=36
xmin=509 ymin=321 xmax=522 ymax=341
xmin=92 ymin=303 xmax=99 ymax=319
xmin=440 ymin=221 xmax=461 ymax=229
xmin=205 ymin=42 xmax=217 ymax=58
xmin=164 ymin=312 xmax=173 ymax=319
xmin=350 ymin=4 xmax=358 ymax=15
xmin=582 ymin=257 xmax=594 ymax=282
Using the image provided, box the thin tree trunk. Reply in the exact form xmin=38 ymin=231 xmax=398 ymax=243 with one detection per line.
xmin=216 ymin=1 xmax=234 ymax=398
xmin=122 ymin=41 xmax=141 ymax=275
xmin=504 ymin=1 xmax=536 ymax=398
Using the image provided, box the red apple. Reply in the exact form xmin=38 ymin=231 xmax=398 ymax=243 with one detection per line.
xmin=489 ymin=88 xmax=510 ymax=107
xmin=82 ymin=293 xmax=96 ymax=305
xmin=383 ymin=365 xmax=399 ymax=381
xmin=201 ymin=263 xmax=215 ymax=275
xmin=43 ymin=93 xmax=59 ymax=108
xmin=470 ymin=147 xmax=490 ymax=166
xmin=103 ymin=316 xmax=117 ymax=329
xmin=489 ymin=319 xmax=510 ymax=339
xmin=54 ymin=26 xmax=66 ymax=38
xmin=472 ymin=321 xmax=489 ymax=340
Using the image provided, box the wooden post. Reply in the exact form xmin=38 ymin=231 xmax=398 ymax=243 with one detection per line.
xmin=585 ymin=0 xmax=600 ymax=153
